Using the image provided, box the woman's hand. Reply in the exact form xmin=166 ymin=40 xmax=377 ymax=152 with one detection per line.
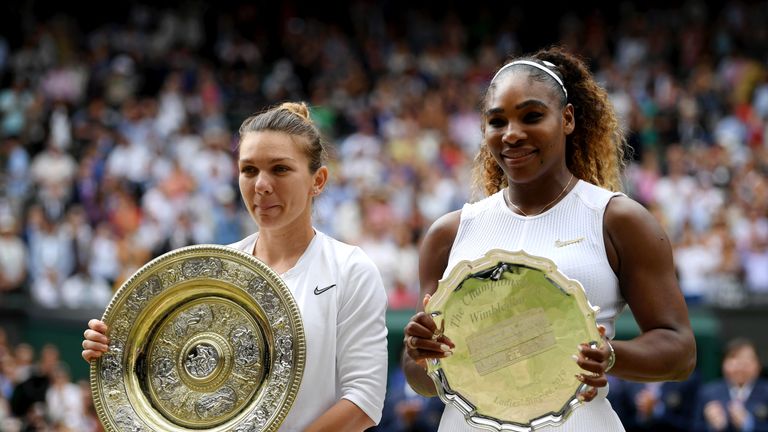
xmin=573 ymin=325 xmax=612 ymax=402
xmin=403 ymin=294 xmax=454 ymax=368
xmin=82 ymin=319 xmax=109 ymax=363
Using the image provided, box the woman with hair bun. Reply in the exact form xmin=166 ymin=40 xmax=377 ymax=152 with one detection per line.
xmin=82 ymin=102 xmax=388 ymax=431
xmin=402 ymin=47 xmax=696 ymax=431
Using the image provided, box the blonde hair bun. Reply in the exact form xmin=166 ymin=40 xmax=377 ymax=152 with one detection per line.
xmin=279 ymin=102 xmax=311 ymax=121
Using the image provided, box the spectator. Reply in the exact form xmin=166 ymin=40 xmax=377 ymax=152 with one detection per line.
xmin=675 ymin=221 xmax=720 ymax=304
xmin=0 ymin=0 xmax=768 ymax=428
xmin=45 ymin=363 xmax=86 ymax=431
xmin=742 ymin=230 xmax=768 ymax=295
xmin=0 ymin=351 xmax=15 ymax=400
xmin=1 ymin=135 xmax=30 ymax=211
xmin=59 ymin=261 xmax=112 ymax=309
xmin=11 ymin=344 xmax=34 ymax=385
xmin=609 ymin=373 xmax=701 ymax=432
xmin=0 ymin=214 xmax=27 ymax=295
xmin=0 ymin=78 xmax=34 ymax=138
xmin=653 ymin=145 xmax=698 ymax=240
xmin=9 ymin=345 xmax=60 ymax=420
xmin=694 ymin=338 xmax=768 ymax=431
xmin=376 ymin=366 xmax=444 ymax=432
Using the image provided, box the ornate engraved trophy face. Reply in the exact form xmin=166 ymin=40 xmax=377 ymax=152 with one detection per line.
xmin=90 ymin=245 xmax=305 ymax=432
xmin=425 ymin=249 xmax=603 ymax=431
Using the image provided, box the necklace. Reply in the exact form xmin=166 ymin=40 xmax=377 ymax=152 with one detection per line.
xmin=505 ymin=174 xmax=575 ymax=217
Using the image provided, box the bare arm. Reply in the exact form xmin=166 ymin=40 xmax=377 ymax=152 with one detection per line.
xmin=604 ymin=196 xmax=696 ymax=382
xmin=304 ymin=399 xmax=374 ymax=432
xmin=402 ymin=211 xmax=460 ymax=396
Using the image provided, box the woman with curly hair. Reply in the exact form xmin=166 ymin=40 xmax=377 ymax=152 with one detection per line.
xmin=402 ymin=47 xmax=696 ymax=431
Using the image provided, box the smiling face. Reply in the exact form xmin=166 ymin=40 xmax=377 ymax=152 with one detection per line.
xmin=483 ymin=71 xmax=574 ymax=185
xmin=238 ymin=131 xmax=327 ymax=232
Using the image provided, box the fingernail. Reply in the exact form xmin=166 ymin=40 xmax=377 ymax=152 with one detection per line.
xmin=575 ymin=374 xmax=584 ymax=382
xmin=440 ymin=344 xmax=451 ymax=352
xmin=577 ymin=345 xmax=584 ymax=352
xmin=443 ymin=351 xmax=453 ymax=357
xmin=571 ymin=355 xmax=579 ymax=362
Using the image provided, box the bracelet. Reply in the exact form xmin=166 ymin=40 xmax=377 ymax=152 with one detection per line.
xmin=604 ymin=339 xmax=616 ymax=373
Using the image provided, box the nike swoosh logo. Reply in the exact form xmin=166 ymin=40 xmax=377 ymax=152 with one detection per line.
xmin=314 ymin=284 xmax=336 ymax=295
xmin=555 ymin=237 xmax=585 ymax=248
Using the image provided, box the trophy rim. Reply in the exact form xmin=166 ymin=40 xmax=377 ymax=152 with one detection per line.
xmin=90 ymin=244 xmax=306 ymax=432
xmin=425 ymin=249 xmax=601 ymax=432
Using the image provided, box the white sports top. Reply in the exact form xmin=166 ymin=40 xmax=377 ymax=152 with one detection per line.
xmin=229 ymin=230 xmax=388 ymax=431
xmin=438 ymin=180 xmax=627 ymax=432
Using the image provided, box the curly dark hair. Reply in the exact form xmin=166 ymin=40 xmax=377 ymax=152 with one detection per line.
xmin=474 ymin=46 xmax=628 ymax=196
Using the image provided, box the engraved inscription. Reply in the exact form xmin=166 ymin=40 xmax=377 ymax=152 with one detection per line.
xmin=195 ymin=386 xmax=237 ymax=418
xmin=185 ymin=344 xmax=219 ymax=378
xmin=468 ymin=290 xmax=525 ymax=324
xmin=466 ymin=308 xmax=556 ymax=376
xmin=493 ymin=369 xmax=570 ymax=407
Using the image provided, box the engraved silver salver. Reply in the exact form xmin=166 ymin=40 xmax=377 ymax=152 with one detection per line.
xmin=90 ymin=245 xmax=305 ymax=432
xmin=425 ymin=249 xmax=603 ymax=431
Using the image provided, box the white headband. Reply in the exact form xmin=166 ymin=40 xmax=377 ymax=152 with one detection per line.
xmin=490 ymin=60 xmax=567 ymax=99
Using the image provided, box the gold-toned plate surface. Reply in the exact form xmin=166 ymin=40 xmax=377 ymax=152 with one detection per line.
xmin=90 ymin=245 xmax=305 ymax=432
xmin=425 ymin=249 xmax=602 ymax=431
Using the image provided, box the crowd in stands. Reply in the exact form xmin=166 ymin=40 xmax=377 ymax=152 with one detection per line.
xmin=1 ymin=0 xmax=767 ymax=430
xmin=0 ymin=328 xmax=101 ymax=431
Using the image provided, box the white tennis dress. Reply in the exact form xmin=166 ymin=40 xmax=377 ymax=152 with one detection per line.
xmin=437 ymin=180 xmax=627 ymax=432
xmin=229 ymin=230 xmax=388 ymax=431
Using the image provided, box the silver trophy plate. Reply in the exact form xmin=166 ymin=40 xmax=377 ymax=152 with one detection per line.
xmin=425 ymin=249 xmax=603 ymax=431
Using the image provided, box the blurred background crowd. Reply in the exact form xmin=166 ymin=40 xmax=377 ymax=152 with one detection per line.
xmin=1 ymin=0 xmax=767 ymax=430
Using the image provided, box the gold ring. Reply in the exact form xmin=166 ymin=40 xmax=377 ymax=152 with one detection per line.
xmin=406 ymin=336 xmax=418 ymax=350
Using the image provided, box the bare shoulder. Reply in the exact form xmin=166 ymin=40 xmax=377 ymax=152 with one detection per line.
xmin=603 ymin=194 xmax=678 ymax=303
xmin=604 ymin=195 xmax=669 ymax=245
xmin=422 ymin=210 xmax=462 ymax=247
xmin=419 ymin=210 xmax=462 ymax=297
